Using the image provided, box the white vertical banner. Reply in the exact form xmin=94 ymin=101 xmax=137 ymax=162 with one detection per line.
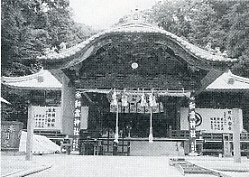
xmin=80 ymin=106 xmax=89 ymax=129
xmin=73 ymin=92 xmax=82 ymax=151
xmin=232 ymin=108 xmax=241 ymax=163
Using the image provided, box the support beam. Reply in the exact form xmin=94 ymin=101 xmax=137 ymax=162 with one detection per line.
xmin=26 ymin=104 xmax=34 ymax=160
xmin=149 ymin=107 xmax=153 ymax=143
xmin=232 ymin=108 xmax=241 ymax=163
xmin=114 ymin=104 xmax=119 ymax=143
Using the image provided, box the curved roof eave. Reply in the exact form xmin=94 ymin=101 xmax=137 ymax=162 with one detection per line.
xmin=1 ymin=97 xmax=11 ymax=104
xmin=37 ymin=22 xmax=238 ymax=70
xmin=1 ymin=69 xmax=62 ymax=90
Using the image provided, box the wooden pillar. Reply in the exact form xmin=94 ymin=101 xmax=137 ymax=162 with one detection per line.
xmin=175 ymin=101 xmax=181 ymax=130
xmin=148 ymin=92 xmax=156 ymax=143
xmin=26 ymin=104 xmax=34 ymax=160
xmin=232 ymin=108 xmax=241 ymax=163
xmin=149 ymin=107 xmax=153 ymax=143
xmin=114 ymin=104 xmax=119 ymax=143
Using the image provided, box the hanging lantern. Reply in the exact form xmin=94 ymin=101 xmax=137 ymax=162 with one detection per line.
xmin=149 ymin=93 xmax=157 ymax=107
xmin=110 ymin=90 xmax=118 ymax=106
xmin=121 ymin=93 xmax=128 ymax=107
xmin=140 ymin=92 xmax=148 ymax=107
xmin=189 ymin=96 xmax=195 ymax=110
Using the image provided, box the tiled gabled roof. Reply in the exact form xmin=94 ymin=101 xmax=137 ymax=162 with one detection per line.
xmin=1 ymin=69 xmax=62 ymax=90
xmin=206 ymin=70 xmax=249 ymax=91
xmin=37 ymin=22 xmax=237 ymax=69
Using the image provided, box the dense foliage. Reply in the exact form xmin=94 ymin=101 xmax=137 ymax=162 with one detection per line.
xmin=1 ymin=0 xmax=94 ymax=123
xmin=147 ymin=0 xmax=249 ymax=77
xmin=1 ymin=0 xmax=93 ymax=76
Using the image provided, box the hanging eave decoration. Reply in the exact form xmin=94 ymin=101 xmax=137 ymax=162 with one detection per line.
xmin=82 ymin=88 xmax=191 ymax=97
xmin=108 ymin=89 xmax=164 ymax=114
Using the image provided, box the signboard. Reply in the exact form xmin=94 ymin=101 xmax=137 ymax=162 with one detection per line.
xmin=180 ymin=108 xmax=243 ymax=133
xmin=32 ymin=106 xmax=62 ymax=130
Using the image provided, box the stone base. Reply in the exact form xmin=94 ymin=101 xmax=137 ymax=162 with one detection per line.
xmin=188 ymin=152 xmax=198 ymax=156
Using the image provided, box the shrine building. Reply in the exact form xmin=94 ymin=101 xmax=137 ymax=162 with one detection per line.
xmin=2 ymin=20 xmax=249 ymax=156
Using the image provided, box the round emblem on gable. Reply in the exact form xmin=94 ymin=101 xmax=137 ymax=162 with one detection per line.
xmin=228 ymin=78 xmax=235 ymax=85
xmin=131 ymin=62 xmax=138 ymax=69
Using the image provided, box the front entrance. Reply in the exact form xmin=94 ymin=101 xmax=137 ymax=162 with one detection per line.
xmin=101 ymin=113 xmax=166 ymax=138
xmin=82 ymin=94 xmax=183 ymax=139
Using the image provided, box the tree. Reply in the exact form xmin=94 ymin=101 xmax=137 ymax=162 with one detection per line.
xmin=1 ymin=0 xmax=94 ymax=76
xmin=147 ymin=0 xmax=249 ymax=76
xmin=1 ymin=0 xmax=94 ymax=124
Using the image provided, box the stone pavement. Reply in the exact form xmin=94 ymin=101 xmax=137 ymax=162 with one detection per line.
xmin=1 ymin=152 xmax=52 ymax=177
xmin=186 ymin=156 xmax=249 ymax=177
xmin=1 ymin=151 xmax=249 ymax=177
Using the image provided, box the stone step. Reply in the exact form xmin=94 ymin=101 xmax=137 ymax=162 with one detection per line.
xmin=130 ymin=141 xmax=184 ymax=156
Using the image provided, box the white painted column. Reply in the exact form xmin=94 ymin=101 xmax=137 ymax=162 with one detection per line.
xmin=149 ymin=107 xmax=153 ymax=143
xmin=114 ymin=104 xmax=119 ymax=143
xmin=232 ymin=108 xmax=241 ymax=163
xmin=148 ymin=92 xmax=156 ymax=143
xmin=26 ymin=104 xmax=34 ymax=160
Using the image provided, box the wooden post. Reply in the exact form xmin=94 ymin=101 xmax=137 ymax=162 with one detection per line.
xmin=113 ymin=104 xmax=119 ymax=155
xmin=149 ymin=107 xmax=153 ymax=142
xmin=26 ymin=104 xmax=34 ymax=160
xmin=232 ymin=108 xmax=241 ymax=163
xmin=114 ymin=104 xmax=119 ymax=143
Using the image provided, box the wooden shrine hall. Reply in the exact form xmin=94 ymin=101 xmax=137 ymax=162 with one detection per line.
xmin=8 ymin=19 xmax=249 ymax=156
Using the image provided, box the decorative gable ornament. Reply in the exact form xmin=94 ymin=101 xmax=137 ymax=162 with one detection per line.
xmin=228 ymin=77 xmax=235 ymax=85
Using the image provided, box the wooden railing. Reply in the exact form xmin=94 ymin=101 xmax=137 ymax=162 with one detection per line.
xmin=203 ymin=133 xmax=249 ymax=142
xmin=169 ymin=130 xmax=189 ymax=139
xmin=167 ymin=129 xmax=249 ymax=142
xmin=78 ymin=138 xmax=130 ymax=156
xmin=167 ymin=130 xmax=204 ymax=139
xmin=240 ymin=133 xmax=249 ymax=141
xmin=203 ymin=133 xmax=223 ymax=142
